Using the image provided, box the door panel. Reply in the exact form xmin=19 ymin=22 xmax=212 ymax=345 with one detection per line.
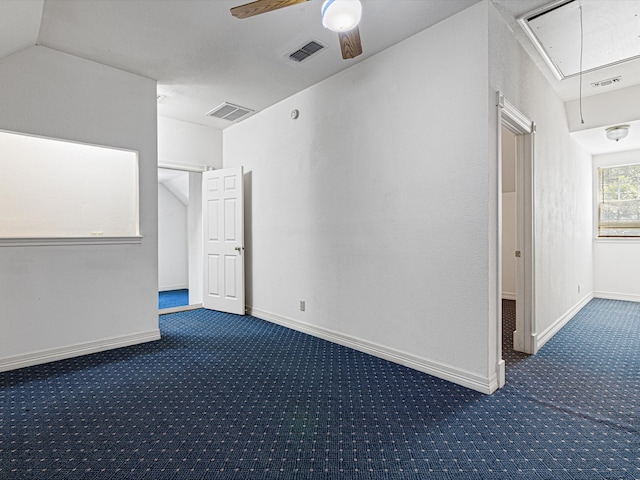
xmin=207 ymin=254 xmax=220 ymax=296
xmin=202 ymin=167 xmax=245 ymax=315
xmin=224 ymin=255 xmax=237 ymax=298
xmin=207 ymin=200 xmax=220 ymax=241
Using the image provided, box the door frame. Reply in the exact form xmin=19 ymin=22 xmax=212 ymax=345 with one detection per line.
xmin=158 ymin=162 xmax=207 ymax=314
xmin=496 ymin=92 xmax=537 ymax=387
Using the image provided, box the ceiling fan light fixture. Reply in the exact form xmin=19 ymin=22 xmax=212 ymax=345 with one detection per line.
xmin=605 ymin=125 xmax=630 ymax=142
xmin=321 ymin=0 xmax=362 ymax=33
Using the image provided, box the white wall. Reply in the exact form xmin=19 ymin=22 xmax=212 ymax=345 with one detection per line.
xmin=157 ymin=116 xmax=221 ymax=305
xmin=489 ymin=3 xmax=594 ymax=350
xmin=158 ymin=183 xmax=188 ymax=291
xmin=0 ymin=130 xmax=138 ymax=237
xmin=158 ymin=115 xmax=222 ymax=170
xmin=0 ymin=46 xmax=159 ymax=370
xmin=566 ymin=84 xmax=640 ymax=132
xmin=593 ymin=149 xmax=640 ymax=302
xmin=502 ymin=127 xmax=517 ymax=299
xmin=224 ymin=4 xmax=495 ymax=392
xmin=188 ymin=172 xmax=203 ymax=305
xmin=502 ymin=192 xmax=516 ymax=299
xmin=502 ymin=127 xmax=516 ymax=193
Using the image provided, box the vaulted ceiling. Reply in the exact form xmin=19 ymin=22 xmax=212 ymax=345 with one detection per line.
xmin=2 ymin=0 xmax=640 ymax=151
xmin=2 ymin=0 xmax=480 ymax=129
xmin=492 ymin=0 xmax=640 ymax=103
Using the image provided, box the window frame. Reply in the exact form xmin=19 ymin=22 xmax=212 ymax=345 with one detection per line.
xmin=0 ymin=129 xmax=142 ymax=246
xmin=594 ymin=160 xmax=640 ymax=241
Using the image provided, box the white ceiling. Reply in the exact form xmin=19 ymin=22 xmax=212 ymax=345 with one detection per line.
xmin=571 ymin=120 xmax=640 ymax=155
xmin=0 ymin=0 xmax=42 ymax=59
xmin=1 ymin=0 xmax=640 ymax=154
xmin=521 ymin=0 xmax=640 ymax=79
xmin=32 ymin=0 xmax=478 ymax=130
xmin=492 ymin=0 xmax=640 ymax=103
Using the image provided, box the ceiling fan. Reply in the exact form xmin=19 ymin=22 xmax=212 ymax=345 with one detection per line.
xmin=230 ymin=0 xmax=363 ymax=60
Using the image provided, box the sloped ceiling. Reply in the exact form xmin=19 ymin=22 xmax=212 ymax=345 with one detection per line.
xmin=521 ymin=0 xmax=640 ymax=79
xmin=492 ymin=0 xmax=640 ymax=154
xmin=2 ymin=0 xmax=640 ymax=154
xmin=31 ymin=0 xmax=478 ymax=130
xmin=0 ymin=0 xmax=43 ymax=59
xmin=159 ymin=169 xmax=189 ymax=207
xmin=492 ymin=0 xmax=640 ymax=103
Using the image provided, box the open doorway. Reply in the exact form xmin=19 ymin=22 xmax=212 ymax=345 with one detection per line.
xmin=501 ymin=127 xmax=520 ymax=364
xmin=501 ymin=125 xmax=527 ymax=366
xmin=496 ymin=92 xmax=536 ymax=388
xmin=158 ymin=167 xmax=204 ymax=314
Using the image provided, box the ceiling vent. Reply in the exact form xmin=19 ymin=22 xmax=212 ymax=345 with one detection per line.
xmin=591 ymin=76 xmax=622 ymax=88
xmin=289 ymin=40 xmax=325 ymax=63
xmin=206 ymin=102 xmax=254 ymax=122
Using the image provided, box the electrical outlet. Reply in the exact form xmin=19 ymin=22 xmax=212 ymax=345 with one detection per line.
xmin=300 ymin=300 xmax=305 ymax=312
xmin=578 ymin=285 xmax=581 ymax=293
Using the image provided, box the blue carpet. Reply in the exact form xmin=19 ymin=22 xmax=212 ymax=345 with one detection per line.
xmin=1 ymin=298 xmax=638 ymax=479
xmin=159 ymin=289 xmax=189 ymax=309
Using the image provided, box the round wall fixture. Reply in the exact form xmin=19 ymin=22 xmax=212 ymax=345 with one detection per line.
xmin=291 ymin=109 xmax=299 ymax=120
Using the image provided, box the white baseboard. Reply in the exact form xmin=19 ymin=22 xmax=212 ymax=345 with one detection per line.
xmin=159 ymin=285 xmax=188 ymax=292
xmin=594 ymin=291 xmax=640 ymax=303
xmin=247 ymin=306 xmax=496 ymax=395
xmin=160 ymin=304 xmax=202 ymax=315
xmin=0 ymin=329 xmax=161 ymax=373
xmin=502 ymin=292 xmax=516 ymax=300
xmin=536 ymin=293 xmax=593 ymax=351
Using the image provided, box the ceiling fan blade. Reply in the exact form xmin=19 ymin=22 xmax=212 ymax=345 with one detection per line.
xmin=231 ymin=0 xmax=307 ymax=19
xmin=338 ymin=26 xmax=363 ymax=60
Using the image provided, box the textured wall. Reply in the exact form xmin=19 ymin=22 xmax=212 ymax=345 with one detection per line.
xmin=158 ymin=183 xmax=188 ymax=291
xmin=224 ymin=4 xmax=494 ymax=391
xmin=593 ymin=149 xmax=640 ymax=302
xmin=158 ymin=115 xmax=222 ymax=170
xmin=0 ymin=46 xmax=159 ymax=367
xmin=489 ymin=3 xmax=594 ymax=343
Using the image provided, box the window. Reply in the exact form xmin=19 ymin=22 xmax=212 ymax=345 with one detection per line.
xmin=0 ymin=129 xmax=139 ymax=242
xmin=598 ymin=163 xmax=640 ymax=237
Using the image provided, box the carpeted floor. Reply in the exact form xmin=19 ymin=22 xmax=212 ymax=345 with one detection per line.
xmin=1 ymin=299 xmax=638 ymax=479
xmin=159 ymin=289 xmax=189 ymax=309
xmin=501 ymin=299 xmax=529 ymax=366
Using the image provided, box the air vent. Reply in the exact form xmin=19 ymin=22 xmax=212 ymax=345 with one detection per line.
xmin=205 ymin=102 xmax=254 ymax=122
xmin=289 ymin=40 xmax=325 ymax=63
xmin=591 ymin=76 xmax=622 ymax=88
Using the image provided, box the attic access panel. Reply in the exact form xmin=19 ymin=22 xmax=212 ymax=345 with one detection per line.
xmin=518 ymin=0 xmax=640 ymax=80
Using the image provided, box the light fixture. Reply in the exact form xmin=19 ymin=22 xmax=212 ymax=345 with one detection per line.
xmin=605 ymin=125 xmax=630 ymax=142
xmin=321 ymin=0 xmax=362 ymax=33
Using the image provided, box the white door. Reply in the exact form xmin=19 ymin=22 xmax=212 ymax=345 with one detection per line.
xmin=202 ymin=167 xmax=245 ymax=315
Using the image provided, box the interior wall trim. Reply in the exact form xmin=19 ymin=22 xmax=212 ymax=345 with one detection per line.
xmin=159 ymin=284 xmax=189 ymax=292
xmin=0 ymin=329 xmax=161 ymax=373
xmin=247 ymin=306 xmax=497 ymax=395
xmin=594 ymin=291 xmax=640 ymax=303
xmin=158 ymin=162 xmax=208 ymax=173
xmin=159 ymin=304 xmax=202 ymax=315
xmin=0 ymin=236 xmax=144 ymax=247
xmin=536 ymin=293 xmax=593 ymax=351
